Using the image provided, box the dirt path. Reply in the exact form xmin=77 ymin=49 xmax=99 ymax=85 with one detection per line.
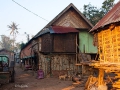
xmin=0 ymin=67 xmax=85 ymax=90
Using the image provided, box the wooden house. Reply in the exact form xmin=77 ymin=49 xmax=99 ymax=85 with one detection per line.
xmin=20 ymin=41 xmax=35 ymax=70
xmin=86 ymin=1 xmax=120 ymax=89
xmin=20 ymin=3 xmax=97 ymax=77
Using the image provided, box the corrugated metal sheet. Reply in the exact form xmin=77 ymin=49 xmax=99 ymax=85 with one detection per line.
xmin=79 ymin=31 xmax=97 ymax=53
xmin=34 ymin=26 xmax=79 ymax=39
xmin=49 ymin=26 xmax=79 ymax=33
xmin=90 ymin=1 xmax=120 ymax=32
xmin=34 ymin=28 xmax=50 ymax=39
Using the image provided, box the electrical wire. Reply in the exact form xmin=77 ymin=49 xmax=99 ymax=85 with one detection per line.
xmin=12 ymin=0 xmax=49 ymax=22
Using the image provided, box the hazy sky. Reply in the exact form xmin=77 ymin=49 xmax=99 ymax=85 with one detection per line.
xmin=0 ymin=0 xmax=119 ymax=43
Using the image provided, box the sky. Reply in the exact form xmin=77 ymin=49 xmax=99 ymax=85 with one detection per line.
xmin=0 ymin=0 xmax=119 ymax=43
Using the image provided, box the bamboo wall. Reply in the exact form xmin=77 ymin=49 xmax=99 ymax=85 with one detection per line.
xmin=98 ymin=25 xmax=120 ymax=64
xmin=38 ymin=53 xmax=76 ymax=77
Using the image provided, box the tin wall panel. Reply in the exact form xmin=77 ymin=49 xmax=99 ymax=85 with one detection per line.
xmin=79 ymin=31 xmax=97 ymax=53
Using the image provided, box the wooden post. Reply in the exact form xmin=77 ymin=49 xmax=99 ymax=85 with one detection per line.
xmin=81 ymin=45 xmax=85 ymax=76
xmin=98 ymin=69 xmax=104 ymax=86
xmin=76 ymin=34 xmax=78 ymax=72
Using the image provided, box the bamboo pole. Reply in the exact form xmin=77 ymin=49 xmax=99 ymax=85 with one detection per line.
xmin=75 ymin=34 xmax=78 ymax=72
xmin=98 ymin=69 xmax=104 ymax=86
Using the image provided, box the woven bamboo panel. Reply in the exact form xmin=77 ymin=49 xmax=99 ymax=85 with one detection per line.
xmin=38 ymin=54 xmax=76 ymax=77
xmin=98 ymin=26 xmax=120 ymax=64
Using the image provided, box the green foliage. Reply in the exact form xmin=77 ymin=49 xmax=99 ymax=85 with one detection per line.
xmin=0 ymin=35 xmax=12 ymax=50
xmin=101 ymin=0 xmax=115 ymax=15
xmin=14 ymin=42 xmax=21 ymax=52
xmin=8 ymin=22 xmax=19 ymax=36
xmin=83 ymin=4 xmax=102 ymax=25
xmin=83 ymin=0 xmax=115 ymax=25
xmin=7 ymin=22 xmax=19 ymax=51
xmin=20 ymin=42 xmax=25 ymax=49
xmin=0 ymin=35 xmax=21 ymax=52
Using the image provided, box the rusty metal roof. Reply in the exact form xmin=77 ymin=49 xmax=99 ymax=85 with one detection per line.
xmin=90 ymin=1 xmax=120 ymax=32
xmin=34 ymin=28 xmax=50 ymax=39
xmin=34 ymin=26 xmax=79 ymax=39
xmin=49 ymin=26 xmax=79 ymax=33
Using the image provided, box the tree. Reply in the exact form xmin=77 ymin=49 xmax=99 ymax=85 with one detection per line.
xmin=20 ymin=42 xmax=25 ymax=49
xmin=0 ymin=35 xmax=13 ymax=50
xmin=83 ymin=0 xmax=115 ymax=25
xmin=14 ymin=42 xmax=21 ymax=52
xmin=0 ymin=35 xmax=21 ymax=52
xmin=83 ymin=4 xmax=101 ymax=25
xmin=7 ymin=22 xmax=19 ymax=51
xmin=8 ymin=22 xmax=19 ymax=35
xmin=101 ymin=0 xmax=115 ymax=15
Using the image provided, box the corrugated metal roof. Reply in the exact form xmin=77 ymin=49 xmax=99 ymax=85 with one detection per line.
xmin=90 ymin=1 xmax=120 ymax=32
xmin=33 ymin=28 xmax=50 ymax=39
xmin=33 ymin=26 xmax=79 ymax=39
xmin=21 ymin=28 xmax=50 ymax=50
xmin=49 ymin=26 xmax=79 ymax=33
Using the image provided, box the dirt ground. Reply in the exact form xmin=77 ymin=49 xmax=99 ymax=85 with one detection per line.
xmin=0 ymin=66 xmax=85 ymax=90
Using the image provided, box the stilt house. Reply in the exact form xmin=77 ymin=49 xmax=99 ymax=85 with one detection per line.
xmin=20 ymin=3 xmax=97 ymax=77
xmin=87 ymin=1 xmax=120 ymax=89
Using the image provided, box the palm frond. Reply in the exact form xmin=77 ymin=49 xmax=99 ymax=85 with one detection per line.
xmin=8 ymin=22 xmax=19 ymax=35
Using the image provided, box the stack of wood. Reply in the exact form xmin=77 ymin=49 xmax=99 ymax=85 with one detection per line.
xmin=85 ymin=75 xmax=98 ymax=90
